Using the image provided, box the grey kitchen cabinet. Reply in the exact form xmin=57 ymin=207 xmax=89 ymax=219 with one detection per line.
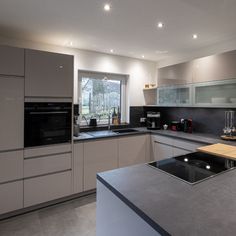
xmin=193 ymin=50 xmax=236 ymax=83
xmin=25 ymin=49 xmax=73 ymax=98
xmin=158 ymin=61 xmax=194 ymax=86
xmin=0 ymin=45 xmax=24 ymax=76
xmin=24 ymin=171 xmax=72 ymax=207
xmin=0 ymin=181 xmax=23 ymax=215
xmin=118 ymin=135 xmax=148 ymax=167
xmin=73 ymin=142 xmax=84 ymax=194
xmin=151 ymin=134 xmax=204 ymax=161
xmin=24 ymin=153 xmax=72 ymax=178
xmin=0 ymin=150 xmax=23 ymax=184
xmin=84 ymin=139 xmax=118 ymax=191
xmin=0 ymin=76 xmax=24 ymax=151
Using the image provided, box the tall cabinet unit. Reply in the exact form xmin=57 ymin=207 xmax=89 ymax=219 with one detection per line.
xmin=0 ymin=45 xmax=24 ymax=215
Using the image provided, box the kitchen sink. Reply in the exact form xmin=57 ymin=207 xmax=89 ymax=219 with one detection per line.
xmin=114 ymin=128 xmax=139 ymax=134
xmin=87 ymin=130 xmax=117 ymax=137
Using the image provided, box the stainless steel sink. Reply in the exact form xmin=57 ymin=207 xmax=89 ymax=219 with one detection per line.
xmin=87 ymin=130 xmax=117 ymax=137
xmin=114 ymin=128 xmax=139 ymax=134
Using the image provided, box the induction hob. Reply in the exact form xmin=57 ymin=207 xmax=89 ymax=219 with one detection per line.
xmin=148 ymin=152 xmax=236 ymax=185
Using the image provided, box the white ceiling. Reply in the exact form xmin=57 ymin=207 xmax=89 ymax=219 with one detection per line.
xmin=0 ymin=0 xmax=236 ymax=61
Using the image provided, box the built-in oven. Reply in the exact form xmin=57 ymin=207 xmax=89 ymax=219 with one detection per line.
xmin=24 ymin=102 xmax=72 ymax=148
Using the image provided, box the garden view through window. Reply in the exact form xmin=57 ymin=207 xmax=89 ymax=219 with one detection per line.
xmin=81 ymin=76 xmax=122 ymax=124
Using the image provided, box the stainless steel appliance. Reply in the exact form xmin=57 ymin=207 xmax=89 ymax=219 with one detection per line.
xmin=148 ymin=152 xmax=236 ymax=184
xmin=24 ymin=102 xmax=72 ymax=147
xmin=146 ymin=112 xmax=161 ymax=130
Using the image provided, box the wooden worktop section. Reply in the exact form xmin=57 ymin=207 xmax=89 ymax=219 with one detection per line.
xmin=197 ymin=143 xmax=236 ymax=160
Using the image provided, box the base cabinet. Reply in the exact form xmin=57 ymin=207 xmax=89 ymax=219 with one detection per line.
xmin=84 ymin=139 xmax=118 ymax=191
xmin=73 ymin=143 xmax=84 ymax=194
xmin=0 ymin=181 xmax=23 ymax=215
xmin=24 ymin=171 xmax=72 ymax=207
xmin=118 ymin=135 xmax=147 ymax=167
xmin=151 ymin=134 xmax=204 ymax=161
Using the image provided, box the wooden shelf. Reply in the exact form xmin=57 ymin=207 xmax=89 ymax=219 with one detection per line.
xmin=143 ymin=86 xmax=157 ymax=91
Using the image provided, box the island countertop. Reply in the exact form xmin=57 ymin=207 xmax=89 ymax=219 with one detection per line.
xmin=97 ymin=162 xmax=236 ymax=236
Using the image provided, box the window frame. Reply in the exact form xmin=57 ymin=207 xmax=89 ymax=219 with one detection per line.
xmin=78 ymin=70 xmax=128 ymax=126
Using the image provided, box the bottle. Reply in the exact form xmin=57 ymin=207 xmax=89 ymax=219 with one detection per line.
xmin=117 ymin=106 xmax=121 ymax=124
xmin=112 ymin=107 xmax=117 ymax=124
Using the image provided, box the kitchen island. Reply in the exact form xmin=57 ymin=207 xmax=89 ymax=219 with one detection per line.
xmin=96 ymin=159 xmax=236 ymax=236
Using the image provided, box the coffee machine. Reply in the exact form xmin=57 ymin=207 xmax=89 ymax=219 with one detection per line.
xmin=146 ymin=112 xmax=161 ymax=130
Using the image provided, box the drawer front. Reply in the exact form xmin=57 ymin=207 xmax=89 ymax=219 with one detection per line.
xmin=173 ymin=139 xmax=203 ymax=152
xmin=0 ymin=181 xmax=23 ymax=215
xmin=24 ymin=153 xmax=72 ymax=178
xmin=24 ymin=171 xmax=72 ymax=207
xmin=152 ymin=135 xmax=174 ymax=146
xmin=0 ymin=150 xmax=23 ymax=183
xmin=24 ymin=143 xmax=72 ymax=158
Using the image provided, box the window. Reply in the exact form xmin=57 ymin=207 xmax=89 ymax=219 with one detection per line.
xmin=78 ymin=71 xmax=127 ymax=125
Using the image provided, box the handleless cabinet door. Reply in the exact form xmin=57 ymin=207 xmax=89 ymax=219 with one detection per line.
xmin=0 ymin=181 xmax=23 ymax=215
xmin=84 ymin=139 xmax=118 ymax=191
xmin=0 ymin=150 xmax=23 ymax=184
xmin=0 ymin=76 xmax=24 ymax=151
xmin=73 ymin=143 xmax=84 ymax=194
xmin=118 ymin=135 xmax=147 ymax=168
xmin=25 ymin=49 xmax=73 ymax=98
xmin=0 ymin=46 xmax=24 ymax=76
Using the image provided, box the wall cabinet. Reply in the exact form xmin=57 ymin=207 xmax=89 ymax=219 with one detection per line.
xmin=157 ymin=85 xmax=192 ymax=107
xmin=118 ymin=135 xmax=147 ymax=167
xmin=25 ymin=49 xmax=73 ymax=98
xmin=73 ymin=143 xmax=84 ymax=194
xmin=84 ymin=139 xmax=118 ymax=191
xmin=158 ymin=61 xmax=194 ymax=86
xmin=0 ymin=76 xmax=24 ymax=151
xmin=0 ymin=181 xmax=23 ymax=215
xmin=193 ymin=50 xmax=236 ymax=83
xmin=0 ymin=45 xmax=24 ymax=76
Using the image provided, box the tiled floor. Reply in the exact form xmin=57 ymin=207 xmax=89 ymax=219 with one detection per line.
xmin=0 ymin=194 xmax=96 ymax=236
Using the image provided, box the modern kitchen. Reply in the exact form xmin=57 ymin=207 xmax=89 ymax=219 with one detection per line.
xmin=1 ymin=1 xmax=236 ymax=236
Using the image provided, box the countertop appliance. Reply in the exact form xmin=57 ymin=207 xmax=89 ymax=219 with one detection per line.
xmin=146 ymin=112 xmax=161 ymax=130
xmin=25 ymin=102 xmax=72 ymax=147
xmin=148 ymin=152 xmax=236 ymax=184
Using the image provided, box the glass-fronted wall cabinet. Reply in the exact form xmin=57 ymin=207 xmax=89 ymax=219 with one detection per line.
xmin=157 ymin=85 xmax=192 ymax=107
xmin=193 ymin=79 xmax=236 ymax=107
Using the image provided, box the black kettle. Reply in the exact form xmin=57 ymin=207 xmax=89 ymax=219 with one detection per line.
xmin=89 ymin=118 xmax=97 ymax=127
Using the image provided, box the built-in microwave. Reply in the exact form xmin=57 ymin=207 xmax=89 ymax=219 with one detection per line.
xmin=24 ymin=102 xmax=72 ymax=148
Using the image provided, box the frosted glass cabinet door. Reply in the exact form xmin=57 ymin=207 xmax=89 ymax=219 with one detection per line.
xmin=194 ymin=79 xmax=236 ymax=107
xmin=157 ymin=86 xmax=191 ymax=106
xmin=0 ymin=76 xmax=24 ymax=151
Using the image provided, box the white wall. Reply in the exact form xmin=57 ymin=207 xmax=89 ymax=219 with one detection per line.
xmin=0 ymin=36 xmax=158 ymax=109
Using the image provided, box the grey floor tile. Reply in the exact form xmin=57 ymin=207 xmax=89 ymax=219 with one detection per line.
xmin=0 ymin=194 xmax=96 ymax=236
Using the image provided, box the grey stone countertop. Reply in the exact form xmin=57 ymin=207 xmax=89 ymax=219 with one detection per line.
xmin=97 ymin=162 xmax=236 ymax=236
xmin=74 ymin=127 xmax=236 ymax=146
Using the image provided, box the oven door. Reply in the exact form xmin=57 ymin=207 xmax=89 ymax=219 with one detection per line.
xmin=24 ymin=103 xmax=72 ymax=147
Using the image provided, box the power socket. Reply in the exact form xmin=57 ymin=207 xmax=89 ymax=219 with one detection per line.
xmin=140 ymin=117 xmax=146 ymax=122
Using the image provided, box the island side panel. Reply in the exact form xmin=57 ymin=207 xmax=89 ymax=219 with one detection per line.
xmin=96 ymin=180 xmax=161 ymax=236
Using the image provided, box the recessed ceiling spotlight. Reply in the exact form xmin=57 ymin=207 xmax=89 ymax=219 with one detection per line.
xmin=69 ymin=41 xmax=73 ymax=46
xmin=192 ymin=34 xmax=198 ymax=39
xmin=110 ymin=49 xmax=114 ymax=53
xmin=157 ymin=22 xmax=164 ymax=28
xmin=142 ymin=55 xmax=145 ymax=58
xmin=104 ymin=3 xmax=111 ymax=11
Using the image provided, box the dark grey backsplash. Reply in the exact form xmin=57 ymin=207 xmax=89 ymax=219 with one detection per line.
xmin=130 ymin=106 xmax=236 ymax=136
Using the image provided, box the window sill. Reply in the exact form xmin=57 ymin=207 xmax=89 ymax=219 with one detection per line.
xmin=80 ymin=123 xmax=130 ymax=132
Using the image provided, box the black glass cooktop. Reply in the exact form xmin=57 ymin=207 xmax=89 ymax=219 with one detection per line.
xmin=148 ymin=152 xmax=236 ymax=184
